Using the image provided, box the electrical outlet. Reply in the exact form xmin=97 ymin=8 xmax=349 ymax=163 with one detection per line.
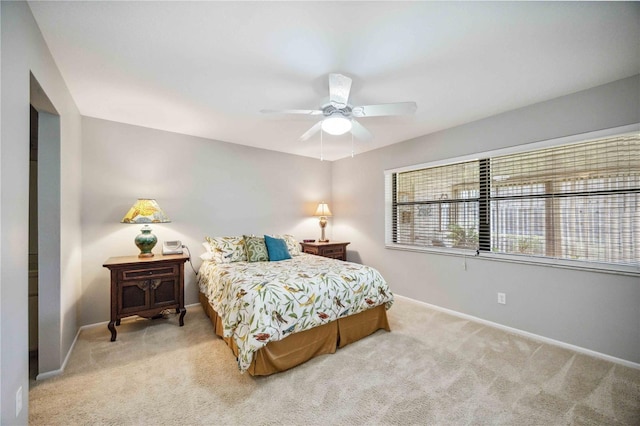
xmin=497 ymin=292 xmax=506 ymax=305
xmin=16 ymin=386 xmax=22 ymax=417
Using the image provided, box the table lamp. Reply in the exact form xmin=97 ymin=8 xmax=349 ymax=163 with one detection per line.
xmin=314 ymin=202 xmax=332 ymax=242
xmin=121 ymin=198 xmax=170 ymax=257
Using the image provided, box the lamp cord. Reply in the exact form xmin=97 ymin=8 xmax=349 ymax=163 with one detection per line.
xmin=181 ymin=244 xmax=198 ymax=276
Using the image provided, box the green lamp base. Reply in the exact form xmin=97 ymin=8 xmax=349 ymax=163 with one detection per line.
xmin=135 ymin=225 xmax=157 ymax=257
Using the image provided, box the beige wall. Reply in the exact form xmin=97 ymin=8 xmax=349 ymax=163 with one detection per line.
xmin=80 ymin=117 xmax=332 ymax=326
xmin=332 ymin=75 xmax=640 ymax=364
xmin=1 ymin=2 xmax=83 ymax=422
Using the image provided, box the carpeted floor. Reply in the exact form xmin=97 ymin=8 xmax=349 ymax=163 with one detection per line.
xmin=29 ymin=296 xmax=640 ymax=425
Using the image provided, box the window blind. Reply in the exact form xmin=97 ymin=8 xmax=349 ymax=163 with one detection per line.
xmin=489 ymin=134 xmax=639 ymax=266
xmin=393 ymin=160 xmax=479 ymax=250
xmin=387 ymin=130 xmax=640 ymax=269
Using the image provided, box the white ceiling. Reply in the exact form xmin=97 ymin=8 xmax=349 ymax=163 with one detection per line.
xmin=28 ymin=1 xmax=640 ymax=161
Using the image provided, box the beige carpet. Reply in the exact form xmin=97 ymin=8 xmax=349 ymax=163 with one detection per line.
xmin=29 ymin=297 xmax=640 ymax=425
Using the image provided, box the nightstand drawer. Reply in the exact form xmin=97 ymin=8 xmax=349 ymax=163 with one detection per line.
xmin=121 ymin=265 xmax=177 ymax=280
xmin=323 ymin=247 xmax=345 ymax=256
xmin=299 ymin=242 xmax=350 ymax=261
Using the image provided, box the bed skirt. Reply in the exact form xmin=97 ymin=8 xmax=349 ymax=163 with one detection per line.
xmin=199 ymin=291 xmax=390 ymax=376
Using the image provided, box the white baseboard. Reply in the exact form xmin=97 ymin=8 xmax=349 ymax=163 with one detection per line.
xmin=395 ymin=294 xmax=640 ymax=370
xmin=39 ymin=298 xmax=636 ymax=380
xmin=36 ymin=304 xmax=202 ymax=380
xmin=36 ymin=324 xmax=82 ymax=381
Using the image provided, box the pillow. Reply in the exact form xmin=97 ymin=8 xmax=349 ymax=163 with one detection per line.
xmin=200 ymin=251 xmax=216 ymax=261
xmin=270 ymin=234 xmax=301 ymax=256
xmin=200 ymin=241 xmax=216 ymax=261
xmin=204 ymin=236 xmax=247 ymax=263
xmin=264 ymin=235 xmax=291 ymax=261
xmin=243 ymin=235 xmax=269 ymax=262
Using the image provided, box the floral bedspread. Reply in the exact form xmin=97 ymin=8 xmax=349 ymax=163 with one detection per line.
xmin=198 ymin=253 xmax=394 ymax=372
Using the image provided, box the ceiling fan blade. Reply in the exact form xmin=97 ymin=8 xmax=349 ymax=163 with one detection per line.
xmin=351 ymin=101 xmax=417 ymax=118
xmin=299 ymin=121 xmax=323 ymax=142
xmin=329 ymin=73 xmax=352 ymax=109
xmin=351 ymin=120 xmax=373 ymax=142
xmin=261 ymin=109 xmax=323 ymax=115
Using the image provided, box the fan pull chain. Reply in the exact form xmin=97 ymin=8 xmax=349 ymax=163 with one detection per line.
xmin=351 ymin=131 xmax=354 ymax=158
xmin=320 ymin=128 xmax=324 ymax=161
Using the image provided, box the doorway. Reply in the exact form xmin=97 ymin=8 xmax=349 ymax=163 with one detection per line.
xmin=29 ymin=74 xmax=62 ymax=381
xmin=28 ymin=105 xmax=39 ymax=381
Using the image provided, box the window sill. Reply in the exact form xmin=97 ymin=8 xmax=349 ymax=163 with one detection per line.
xmin=385 ymin=244 xmax=640 ymax=277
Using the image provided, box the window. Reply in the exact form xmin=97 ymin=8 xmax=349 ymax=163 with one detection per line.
xmin=385 ymin=127 xmax=640 ymax=271
xmin=392 ymin=160 xmax=480 ymax=249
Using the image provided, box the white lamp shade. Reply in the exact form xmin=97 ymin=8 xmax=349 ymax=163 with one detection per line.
xmin=314 ymin=202 xmax=332 ymax=217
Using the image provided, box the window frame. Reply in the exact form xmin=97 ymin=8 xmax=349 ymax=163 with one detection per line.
xmin=384 ymin=123 xmax=640 ymax=276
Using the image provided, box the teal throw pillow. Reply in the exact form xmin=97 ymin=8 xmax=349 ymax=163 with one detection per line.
xmin=243 ymin=235 xmax=269 ymax=262
xmin=264 ymin=235 xmax=291 ymax=261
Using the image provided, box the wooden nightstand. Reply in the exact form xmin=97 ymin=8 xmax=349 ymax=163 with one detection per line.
xmin=299 ymin=241 xmax=350 ymax=261
xmin=103 ymin=253 xmax=189 ymax=341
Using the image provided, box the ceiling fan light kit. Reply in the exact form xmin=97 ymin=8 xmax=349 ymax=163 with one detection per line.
xmin=262 ymin=73 xmax=417 ymax=156
xmin=321 ymin=115 xmax=352 ymax=136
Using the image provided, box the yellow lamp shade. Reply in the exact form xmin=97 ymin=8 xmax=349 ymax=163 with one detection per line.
xmin=121 ymin=199 xmax=170 ymax=257
xmin=121 ymin=199 xmax=170 ymax=224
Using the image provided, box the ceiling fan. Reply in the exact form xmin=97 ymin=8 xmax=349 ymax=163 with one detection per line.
xmin=261 ymin=73 xmax=417 ymax=142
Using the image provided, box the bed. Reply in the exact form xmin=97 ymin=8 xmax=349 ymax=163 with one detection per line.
xmin=198 ymin=236 xmax=393 ymax=375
